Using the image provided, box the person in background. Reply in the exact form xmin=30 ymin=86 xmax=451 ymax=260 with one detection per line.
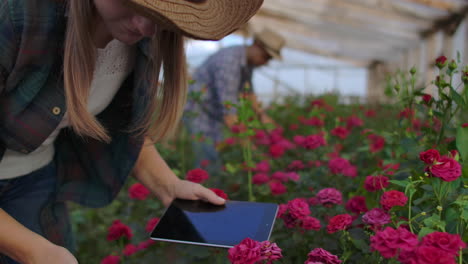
xmin=184 ymin=28 xmax=286 ymax=170
xmin=0 ymin=0 xmax=262 ymax=263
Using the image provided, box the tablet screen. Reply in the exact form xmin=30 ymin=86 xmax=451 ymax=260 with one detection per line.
xmin=150 ymin=199 xmax=278 ymax=248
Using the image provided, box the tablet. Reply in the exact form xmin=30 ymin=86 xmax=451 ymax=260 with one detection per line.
xmin=150 ymin=199 xmax=278 ymax=248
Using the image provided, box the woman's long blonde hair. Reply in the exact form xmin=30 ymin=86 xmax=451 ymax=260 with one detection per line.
xmin=63 ymin=0 xmax=187 ymax=143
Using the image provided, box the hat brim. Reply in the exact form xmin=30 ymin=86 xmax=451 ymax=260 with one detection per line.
xmin=127 ymin=0 xmax=263 ymax=41
xmin=264 ymin=46 xmax=282 ymax=60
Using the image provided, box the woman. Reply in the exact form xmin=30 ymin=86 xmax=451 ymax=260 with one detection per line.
xmin=0 ymin=0 xmax=262 ymax=263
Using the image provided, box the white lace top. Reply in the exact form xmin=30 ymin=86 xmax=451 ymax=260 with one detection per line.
xmin=0 ymin=39 xmax=136 ymax=179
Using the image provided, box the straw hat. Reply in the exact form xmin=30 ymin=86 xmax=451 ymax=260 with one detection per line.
xmin=254 ymin=28 xmax=286 ymax=60
xmin=126 ymin=0 xmax=264 ymax=40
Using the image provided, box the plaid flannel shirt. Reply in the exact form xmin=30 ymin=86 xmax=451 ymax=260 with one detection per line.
xmin=0 ymin=0 xmax=151 ymax=249
xmin=184 ymin=46 xmax=253 ymax=143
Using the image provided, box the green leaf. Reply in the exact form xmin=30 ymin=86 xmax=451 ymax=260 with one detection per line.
xmin=351 ymin=239 xmax=370 ymax=253
xmin=389 ymin=179 xmax=410 ymax=188
xmin=456 ymin=127 xmax=468 ymax=163
xmin=418 ymin=227 xmax=436 ymax=238
xmin=450 ymin=87 xmax=466 ymax=107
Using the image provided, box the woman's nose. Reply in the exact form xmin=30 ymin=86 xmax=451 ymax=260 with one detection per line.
xmin=132 ymin=15 xmax=156 ymax=37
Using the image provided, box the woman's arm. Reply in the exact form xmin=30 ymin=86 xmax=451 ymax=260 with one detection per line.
xmin=132 ymin=137 xmax=226 ymax=206
xmin=0 ymin=209 xmax=77 ymax=264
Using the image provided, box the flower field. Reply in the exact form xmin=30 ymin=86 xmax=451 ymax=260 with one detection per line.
xmin=72 ymin=57 xmax=468 ymax=264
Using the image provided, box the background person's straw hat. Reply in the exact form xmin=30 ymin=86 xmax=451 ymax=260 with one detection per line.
xmin=126 ymin=0 xmax=264 ymax=40
xmin=254 ymin=28 xmax=286 ymax=60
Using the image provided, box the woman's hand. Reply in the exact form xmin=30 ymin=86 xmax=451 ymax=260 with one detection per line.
xmin=154 ymin=178 xmax=225 ymax=207
xmin=30 ymin=244 xmax=78 ymax=264
xmin=133 ymin=137 xmax=226 ymax=207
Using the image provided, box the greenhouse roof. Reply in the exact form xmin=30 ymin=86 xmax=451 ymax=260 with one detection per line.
xmin=244 ymin=0 xmax=468 ymax=67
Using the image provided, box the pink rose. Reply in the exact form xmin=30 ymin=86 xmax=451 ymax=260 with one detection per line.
xmin=346 ymin=116 xmax=363 ymax=128
xmin=421 ymin=232 xmax=466 ymax=256
xmin=287 ymin=198 xmax=311 ymax=219
xmin=316 ymin=188 xmax=342 ymax=206
xmin=259 ymin=241 xmax=283 ymax=262
xmin=429 ymin=156 xmax=462 ymax=182
xmin=362 ymin=208 xmax=391 ymax=226
xmin=305 ymin=248 xmax=342 ymax=264
xmin=228 ymin=238 xmax=262 ymax=264
xmin=380 ymin=190 xmax=408 ymax=211
xmin=128 ymin=183 xmax=150 ymax=200
xmin=345 ymin=196 xmax=368 ymax=214
xmin=185 ymin=168 xmax=209 ymax=183
xmin=364 ymin=175 xmax=389 ymax=192
xmin=107 ymin=220 xmax=133 ymax=241
xmin=326 ymin=214 xmax=353 ymax=234
xmin=419 ymin=149 xmax=440 ymax=164
xmin=101 ymin=255 xmax=120 ymax=264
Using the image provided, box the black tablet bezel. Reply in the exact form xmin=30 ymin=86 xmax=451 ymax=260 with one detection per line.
xmin=149 ymin=199 xmax=278 ymax=248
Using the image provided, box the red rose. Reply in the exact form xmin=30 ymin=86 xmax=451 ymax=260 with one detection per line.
xmin=370 ymin=226 xmax=418 ymax=259
xmin=101 ymin=255 xmax=120 ymax=264
xmin=342 ymin=165 xmax=358 ymax=178
xmin=328 ymin=157 xmax=350 ymax=174
xmin=209 ymin=188 xmax=228 ymax=200
xmin=421 ymin=232 xmax=466 ymax=256
xmin=228 ymin=238 xmax=262 ymax=264
xmin=419 ymin=149 xmax=440 ymax=164
xmin=331 ymin=126 xmax=350 ymax=140
xmin=128 ymin=183 xmax=150 ymax=200
xmin=123 ymin=244 xmax=138 ymax=256
xmin=185 ymin=168 xmax=209 ymax=183
xmin=252 ymin=173 xmax=269 ymax=185
xmin=107 ymin=220 xmax=133 ymax=241
xmin=345 ymin=196 xmax=368 ymax=214
xmin=306 ymin=248 xmax=342 ymax=264
xmin=326 ymin=214 xmax=353 ymax=233
xmin=269 ymin=144 xmax=285 ymax=158
xmin=380 ymin=190 xmax=408 ymax=211
xmin=364 ymin=175 xmax=389 ymax=192
xmin=301 ymin=216 xmax=321 ymax=231
xmin=430 ymin=156 xmax=462 ymax=182
xmin=302 ymin=134 xmax=326 ymax=150
xmin=462 ymin=123 xmax=468 ymax=128
xmin=368 ymin=134 xmax=385 ymax=153
xmin=269 ymin=181 xmax=287 ymax=196
xmin=414 ymin=245 xmax=456 ymax=264
xmin=136 ymin=239 xmax=156 ymax=250
xmin=422 ymin=94 xmax=432 ymax=104
xmin=145 ymin=218 xmax=160 ymax=233
xmin=287 ymin=160 xmax=305 ymax=171
xmin=435 ymin=55 xmax=448 ymax=69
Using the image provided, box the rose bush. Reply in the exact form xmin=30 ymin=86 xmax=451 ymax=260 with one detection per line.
xmin=70 ymin=56 xmax=468 ymax=264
